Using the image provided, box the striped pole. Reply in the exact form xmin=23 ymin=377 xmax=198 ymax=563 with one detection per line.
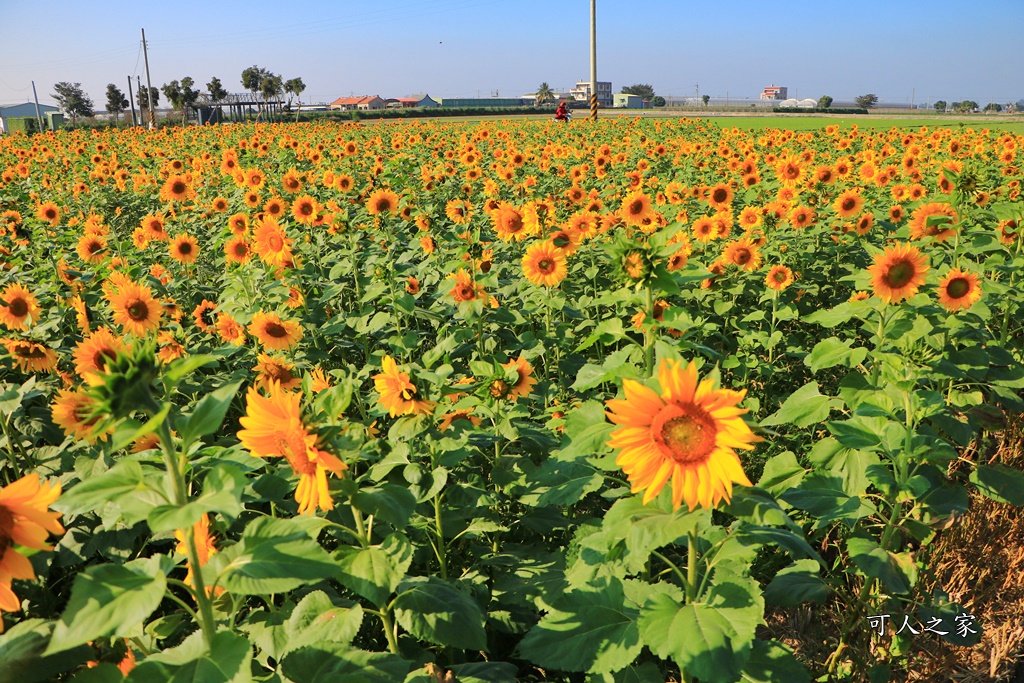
xmin=590 ymin=0 xmax=598 ymax=121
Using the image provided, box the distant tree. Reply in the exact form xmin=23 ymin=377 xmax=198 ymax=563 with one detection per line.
xmin=651 ymin=95 xmax=666 ymax=107
xmin=854 ymin=93 xmax=879 ymax=109
xmin=105 ymin=84 xmax=129 ymax=124
xmin=621 ymin=84 xmax=656 ymax=101
xmin=934 ymin=100 xmax=947 ymax=113
xmin=162 ymin=77 xmax=200 ymax=125
xmin=983 ymin=102 xmax=1002 ymax=113
xmin=701 ymin=94 xmax=710 ymax=107
xmin=951 ymin=100 xmax=978 ymax=113
xmin=284 ymin=77 xmax=306 ymax=122
xmin=535 ymin=82 xmax=555 ymax=105
xmin=207 ymin=76 xmax=228 ymax=102
xmin=241 ymin=65 xmax=272 ymax=120
xmin=817 ymin=95 xmax=833 ymax=109
xmin=260 ymin=74 xmax=283 ymax=121
xmin=52 ymin=82 xmax=94 ymax=127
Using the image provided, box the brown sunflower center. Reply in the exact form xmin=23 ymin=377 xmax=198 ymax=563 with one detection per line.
xmin=94 ymin=348 xmax=117 ymax=370
xmin=712 ymin=188 xmax=729 ymax=204
xmin=537 ymin=259 xmax=554 ymax=274
xmin=945 ymin=277 xmax=971 ymax=299
xmin=654 ymin=404 xmax=718 ymax=465
xmin=177 ymin=242 xmax=193 ymax=255
xmin=8 ymin=298 xmax=28 ymax=318
xmin=171 ymin=181 xmax=187 ymax=195
xmin=264 ymin=322 xmax=288 ymax=338
xmin=732 ymin=248 xmax=752 ymax=265
xmin=628 ymin=199 xmax=645 ymax=216
xmin=15 ymin=344 xmax=47 ymax=359
xmin=127 ymin=299 xmax=150 ymax=321
xmin=298 ymin=202 xmax=313 ymax=216
xmin=0 ymin=506 xmax=13 ymax=553
xmin=883 ymin=260 xmax=916 ymax=289
xmin=375 ymin=199 xmax=392 ymax=213
xmin=842 ymin=198 xmax=857 ymax=212
xmin=265 ymin=364 xmax=294 ymax=383
xmin=268 ymin=234 xmax=284 ymax=251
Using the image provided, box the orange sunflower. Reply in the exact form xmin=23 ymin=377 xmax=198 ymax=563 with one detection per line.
xmin=0 ymin=284 xmax=41 ymax=330
xmin=373 ymin=355 xmax=436 ymax=417
xmin=605 ymin=359 xmax=760 ymax=511
xmin=2 ymin=338 xmax=59 ymax=374
xmin=866 ymin=242 xmax=930 ymax=303
xmin=248 ymin=311 xmax=303 ymax=351
xmin=936 ymin=268 xmax=982 ymax=312
xmin=522 ymin=241 xmax=568 ymax=287
xmin=620 ymin=190 xmax=655 ymax=227
xmin=448 ymin=269 xmax=485 ymax=303
xmin=445 ymin=199 xmax=473 ymax=225
xmin=722 ymin=237 xmax=762 ymax=271
xmin=76 ymin=234 xmax=107 ymax=264
xmin=253 ymin=353 xmax=301 ymax=391
xmin=0 ymin=473 xmax=64 ymax=630
xmin=252 ymin=216 xmax=294 ymax=267
xmin=237 ymin=381 xmax=348 ymax=515
xmin=367 ymin=189 xmax=400 ymax=216
xmin=174 ymin=514 xmax=222 ymax=596
xmin=216 ymin=313 xmax=246 ymax=346
xmin=765 ymin=265 xmax=794 ymax=292
xmin=107 ymin=280 xmax=162 ymax=337
xmin=291 ymin=195 xmax=320 ymax=225
xmin=706 ymin=183 xmax=734 ymax=210
xmin=833 ymin=189 xmax=864 ymax=218
xmin=72 ymin=327 xmax=125 ymax=379
xmin=224 ymin=235 xmax=252 ymax=264
xmin=501 ymin=355 xmax=537 ymax=400
xmin=492 ymin=204 xmax=530 ymax=242
xmin=35 ymin=202 xmax=61 ymax=226
xmin=908 ymin=202 xmax=957 ymax=242
xmin=169 ymin=233 xmax=200 ymax=264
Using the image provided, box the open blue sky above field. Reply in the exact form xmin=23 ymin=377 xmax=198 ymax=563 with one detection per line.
xmin=1 ymin=0 xmax=1021 ymax=110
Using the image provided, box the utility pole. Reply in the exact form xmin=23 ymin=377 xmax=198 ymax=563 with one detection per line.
xmin=141 ymin=28 xmax=155 ymax=129
xmin=127 ymin=76 xmax=138 ymax=127
xmin=31 ymin=81 xmax=43 ymax=133
xmin=589 ymin=0 xmax=597 ymax=121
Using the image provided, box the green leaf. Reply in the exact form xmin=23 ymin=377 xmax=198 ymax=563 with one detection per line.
xmin=517 ymin=579 xmax=642 ymax=674
xmin=556 ymin=400 xmax=616 ymax=461
xmin=125 ymin=631 xmax=252 ymax=683
xmin=446 ymin=662 xmax=520 ymax=683
xmin=351 ymin=484 xmax=417 ymax=529
xmin=281 ymin=643 xmax=410 ymax=683
xmin=739 ymin=639 xmax=811 ymax=683
xmin=731 ymin=525 xmax=823 ymax=564
xmin=393 ymin=577 xmax=488 ymax=651
xmin=763 ymin=560 xmax=831 ymax=606
xmin=970 ymin=463 xmax=1024 ymax=506
xmin=760 ymin=382 xmax=842 ymax=428
xmin=0 ymin=619 xmax=90 ymax=683
xmin=802 ymin=303 xmax=854 ymax=328
xmin=284 ymin=591 xmax=364 ymax=654
xmin=521 ymin=458 xmax=603 ymax=507
xmin=70 ymin=664 xmax=124 ymax=683
xmin=826 ymin=415 xmax=891 ymax=450
xmin=147 ymin=463 xmax=246 ymax=532
xmin=638 ymin=593 xmax=744 ymax=683
xmin=334 ymin=534 xmax=412 ymax=606
xmin=58 ymin=460 xmax=149 ymax=514
xmin=46 ymin=558 xmax=167 ymax=655
xmin=219 ymin=517 xmax=338 ymax=595
xmin=846 ymin=536 xmax=913 ymax=594
xmin=805 ymin=337 xmax=868 ymax=373
xmin=756 ymin=452 xmax=805 ymax=495
xmin=779 ymin=473 xmax=876 ymax=528
xmin=163 ymin=354 xmax=219 ymax=384
xmin=587 ymin=662 xmax=664 ymax=683
xmin=179 ymin=380 xmax=242 ymax=448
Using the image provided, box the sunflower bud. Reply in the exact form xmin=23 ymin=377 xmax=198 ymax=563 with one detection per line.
xmin=87 ymin=342 xmax=162 ymax=418
xmin=489 ymin=379 xmax=510 ymax=399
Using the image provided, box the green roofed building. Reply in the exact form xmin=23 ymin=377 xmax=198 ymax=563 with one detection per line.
xmin=0 ymin=102 xmax=61 ymax=134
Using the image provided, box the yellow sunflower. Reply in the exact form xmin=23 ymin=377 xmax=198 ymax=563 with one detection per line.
xmin=936 ymin=268 xmax=982 ymax=312
xmin=0 ymin=284 xmax=41 ymax=330
xmin=605 ymin=359 xmax=760 ymax=511
xmin=867 ymin=242 xmax=930 ymax=303
xmin=522 ymin=241 xmax=568 ymax=287
xmin=237 ymin=381 xmax=348 ymax=515
xmin=248 ymin=311 xmax=303 ymax=351
xmin=107 ymin=280 xmax=163 ymax=337
xmin=373 ymin=355 xmax=436 ymax=417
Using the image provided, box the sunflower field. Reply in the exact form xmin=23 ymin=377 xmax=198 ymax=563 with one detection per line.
xmin=1 ymin=116 xmax=1024 ymax=682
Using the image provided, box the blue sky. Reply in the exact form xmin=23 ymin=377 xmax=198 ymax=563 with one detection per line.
xmin=1 ymin=0 xmax=1021 ymax=110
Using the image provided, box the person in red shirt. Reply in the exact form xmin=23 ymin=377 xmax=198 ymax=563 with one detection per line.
xmin=555 ymin=100 xmax=569 ymax=121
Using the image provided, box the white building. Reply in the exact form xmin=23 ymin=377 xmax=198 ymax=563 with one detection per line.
xmin=570 ymin=81 xmax=612 ymax=107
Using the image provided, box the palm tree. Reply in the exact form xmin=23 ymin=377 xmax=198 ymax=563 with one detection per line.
xmin=535 ymin=82 xmax=555 ymax=106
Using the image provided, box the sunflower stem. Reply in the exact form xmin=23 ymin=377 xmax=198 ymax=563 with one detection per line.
xmin=644 ymin=285 xmax=655 ymax=377
xmin=378 ymin=607 xmax=401 ymax=655
xmin=686 ymin=529 xmax=699 ymax=604
xmin=158 ymin=422 xmax=217 ymax=650
xmin=434 ymin=492 xmax=448 ymax=580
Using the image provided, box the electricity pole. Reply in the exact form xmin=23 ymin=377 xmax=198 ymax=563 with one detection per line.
xmin=590 ymin=0 xmax=597 ymax=121
xmin=127 ymin=76 xmax=138 ymax=127
xmin=31 ymin=81 xmax=43 ymax=132
xmin=142 ymin=28 xmax=155 ymax=129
